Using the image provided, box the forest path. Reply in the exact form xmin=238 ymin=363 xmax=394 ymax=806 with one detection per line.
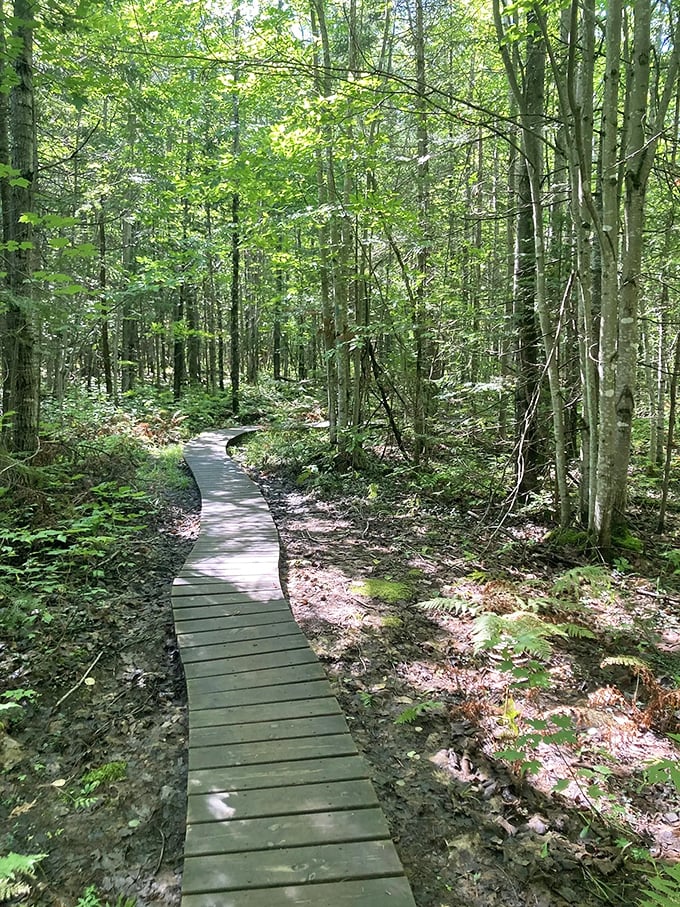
xmin=173 ymin=428 xmax=416 ymax=907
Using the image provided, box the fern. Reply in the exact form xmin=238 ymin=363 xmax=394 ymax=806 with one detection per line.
xmin=394 ymin=700 xmax=444 ymax=725
xmin=601 ymin=654 xmax=650 ymax=671
xmin=472 ymin=610 xmax=558 ymax=659
xmin=417 ymin=597 xmax=478 ymax=617
xmin=561 ymin=623 xmax=597 ymax=639
xmin=639 ymin=861 xmax=680 ymax=907
xmin=553 ymin=565 xmax=611 ymax=598
xmin=0 ymin=851 xmax=47 ymax=901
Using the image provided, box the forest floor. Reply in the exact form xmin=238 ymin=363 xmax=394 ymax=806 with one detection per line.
xmin=3 ymin=423 xmax=680 ymax=907
xmin=1 ymin=456 xmax=200 ymax=907
xmin=233 ymin=434 xmax=680 ymax=907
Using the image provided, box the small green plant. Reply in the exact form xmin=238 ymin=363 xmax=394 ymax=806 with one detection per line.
xmin=394 ymin=700 xmax=444 ymax=724
xmin=552 ymin=565 xmax=611 ymax=599
xmin=639 ymin=861 xmax=680 ymax=907
xmin=645 ymin=758 xmax=680 ymax=792
xmin=661 ymin=549 xmax=680 ymax=575
xmin=76 ymin=885 xmax=136 ymax=907
xmin=495 ymin=713 xmax=577 ymax=776
xmin=417 ymin=596 xmax=479 ymax=617
xmin=80 ymin=761 xmax=127 ymax=787
xmin=0 ymin=688 xmax=37 ymax=728
xmin=358 ymin=690 xmax=375 ymax=709
xmin=64 ymin=761 xmax=127 ymax=810
xmin=0 ymin=851 xmax=47 ymax=901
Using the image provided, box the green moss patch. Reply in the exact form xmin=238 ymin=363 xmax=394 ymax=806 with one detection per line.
xmin=350 ymin=578 xmax=411 ymax=603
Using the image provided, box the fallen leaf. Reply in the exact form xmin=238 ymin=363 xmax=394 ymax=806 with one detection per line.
xmin=10 ymin=798 xmax=37 ymax=817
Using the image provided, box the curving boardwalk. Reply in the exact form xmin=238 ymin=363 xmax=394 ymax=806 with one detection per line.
xmin=173 ymin=429 xmax=417 ymax=907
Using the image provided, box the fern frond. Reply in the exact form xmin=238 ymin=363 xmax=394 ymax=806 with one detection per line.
xmin=473 ymin=610 xmax=560 ymax=659
xmin=553 ymin=565 xmax=611 ymax=597
xmin=0 ymin=852 xmax=47 ymax=901
xmin=394 ymin=700 xmax=444 ymax=725
xmin=418 ymin=597 xmax=478 ymax=617
xmin=601 ymin=655 xmax=650 ymax=671
xmin=560 ymin=623 xmax=596 ymax=639
xmin=639 ymin=861 xmax=680 ymax=907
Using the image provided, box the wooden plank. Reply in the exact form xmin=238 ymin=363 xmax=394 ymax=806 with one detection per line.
xmin=184 ymin=647 xmax=318 ymax=680
xmin=187 ymin=755 xmax=369 ymax=796
xmin=172 ymin=584 xmax=282 ymax=600
xmin=179 ymin=580 xmax=281 ymax=598
xmin=175 ymin=609 xmax=293 ymax=633
xmin=184 ymin=807 xmax=389 ymax=857
xmin=189 ymin=682 xmax=335 ymax=713
xmin=177 ymin=619 xmax=300 ymax=647
xmin=189 ymin=733 xmax=357 ymax=770
xmin=180 ymin=631 xmax=309 ymax=664
xmin=186 ymin=662 xmax=327 ymax=697
xmin=190 ymin=696 xmax=344 ymax=729
xmin=173 ymin=600 xmax=291 ymax=620
xmin=181 ymin=840 xmax=403 ymax=893
xmin=187 ymin=779 xmax=379 ymax=824
xmin=181 ymin=877 xmax=416 ymax=907
xmin=189 ymin=713 xmax=348 ymax=746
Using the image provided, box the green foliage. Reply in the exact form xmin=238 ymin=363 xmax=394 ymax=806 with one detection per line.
xmin=81 ymin=761 xmax=127 ymax=786
xmin=552 ymin=565 xmax=612 ymax=599
xmin=473 ymin=610 xmax=561 ymax=661
xmin=0 ymin=852 xmax=47 ymax=901
xmin=417 ymin=596 xmax=479 ymax=617
xmin=63 ymin=762 xmax=128 ymax=810
xmin=76 ymin=886 xmax=136 ymax=907
xmin=394 ymin=700 xmax=444 ymax=724
xmin=495 ymin=712 xmax=577 ymax=777
xmin=639 ymin=862 xmax=680 ymax=907
xmin=660 ymin=549 xmax=680 ymax=575
xmin=611 ymin=526 xmax=644 ymax=554
xmin=0 ymin=689 xmax=37 ymax=729
xmin=645 ymin=759 xmax=680 ymax=793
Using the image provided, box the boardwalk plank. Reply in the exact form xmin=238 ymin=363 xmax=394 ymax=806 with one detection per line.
xmin=174 ymin=610 xmax=293 ymax=634
xmin=187 ymin=755 xmax=368 ymax=795
xmin=189 ymin=713 xmax=348 ymax=746
xmin=183 ymin=646 xmax=318 ymax=680
xmin=189 ymin=732 xmax=357 ymax=770
xmin=191 ymin=700 xmax=342 ymax=729
xmin=186 ymin=662 xmax=327 ymax=696
xmin=188 ymin=682 xmax=336 ymax=713
xmin=181 ymin=877 xmax=416 ymax=907
xmin=182 ymin=840 xmax=402 ymax=893
xmin=180 ymin=630 xmax=309 ymax=663
xmin=187 ymin=779 xmax=379 ymax=824
xmin=177 ymin=620 xmax=301 ymax=646
xmin=184 ymin=808 xmax=389 ymax=856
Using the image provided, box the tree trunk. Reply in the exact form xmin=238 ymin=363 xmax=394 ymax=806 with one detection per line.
xmin=4 ymin=0 xmax=38 ymax=453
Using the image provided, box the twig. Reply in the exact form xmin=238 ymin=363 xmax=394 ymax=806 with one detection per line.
xmin=636 ymin=586 xmax=680 ymax=605
xmin=53 ymin=651 xmax=103 ymax=711
xmin=154 ymin=828 xmax=166 ymax=875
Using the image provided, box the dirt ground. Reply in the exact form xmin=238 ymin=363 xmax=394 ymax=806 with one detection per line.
xmin=3 ymin=442 xmax=680 ymax=906
xmin=1 ymin=476 xmax=199 ymax=906
xmin=250 ymin=462 xmax=680 ymax=907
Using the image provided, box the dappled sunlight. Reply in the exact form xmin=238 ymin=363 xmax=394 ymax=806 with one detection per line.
xmin=205 ymin=792 xmax=237 ymax=820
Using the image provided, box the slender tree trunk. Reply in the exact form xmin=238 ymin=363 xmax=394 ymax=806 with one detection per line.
xmin=99 ymin=204 xmax=113 ymax=398
xmin=412 ymin=0 xmax=431 ymax=465
xmin=4 ymin=0 xmax=38 ymax=453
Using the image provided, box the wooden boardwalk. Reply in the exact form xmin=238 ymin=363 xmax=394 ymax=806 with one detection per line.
xmin=173 ymin=429 xmax=417 ymax=907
